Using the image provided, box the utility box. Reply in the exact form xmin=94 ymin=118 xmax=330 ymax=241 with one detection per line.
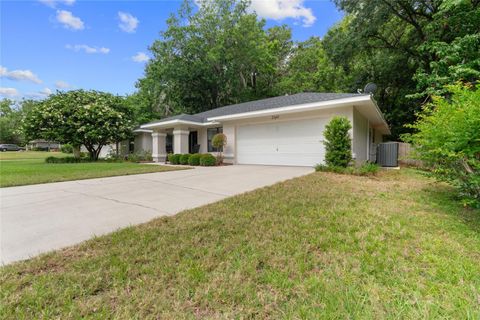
xmin=377 ymin=142 xmax=399 ymax=167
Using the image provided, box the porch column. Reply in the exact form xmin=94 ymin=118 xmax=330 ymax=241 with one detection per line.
xmin=152 ymin=131 xmax=167 ymax=162
xmin=173 ymin=128 xmax=189 ymax=154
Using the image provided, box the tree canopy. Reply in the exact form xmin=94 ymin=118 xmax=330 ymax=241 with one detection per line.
xmin=133 ymin=0 xmax=479 ymax=139
xmin=0 ymin=99 xmax=38 ymax=145
xmin=137 ymin=0 xmax=292 ymax=117
xmin=23 ymin=90 xmax=134 ymax=160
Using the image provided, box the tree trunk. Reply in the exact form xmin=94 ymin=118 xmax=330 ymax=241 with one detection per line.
xmin=73 ymin=145 xmax=81 ymax=159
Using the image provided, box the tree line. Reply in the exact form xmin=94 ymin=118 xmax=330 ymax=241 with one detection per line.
xmin=134 ymin=0 xmax=479 ymax=138
xmin=1 ymin=0 xmax=478 ymax=145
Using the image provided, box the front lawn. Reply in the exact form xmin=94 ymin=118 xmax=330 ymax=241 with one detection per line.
xmin=0 ymin=152 xmax=184 ymax=187
xmin=1 ymin=170 xmax=479 ymax=318
xmin=0 ymin=151 xmax=66 ymax=160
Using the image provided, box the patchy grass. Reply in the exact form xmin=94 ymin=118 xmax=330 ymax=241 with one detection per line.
xmin=0 ymin=152 xmax=185 ymax=187
xmin=1 ymin=170 xmax=479 ymax=318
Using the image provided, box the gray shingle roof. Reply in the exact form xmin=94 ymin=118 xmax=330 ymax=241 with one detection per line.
xmin=145 ymin=92 xmax=367 ymax=125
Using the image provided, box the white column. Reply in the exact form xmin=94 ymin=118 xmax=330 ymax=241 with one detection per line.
xmin=173 ymin=128 xmax=189 ymax=154
xmin=152 ymin=131 xmax=167 ymax=162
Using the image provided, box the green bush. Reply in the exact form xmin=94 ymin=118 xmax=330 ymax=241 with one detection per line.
xmin=127 ymin=150 xmax=153 ymax=162
xmin=60 ymin=144 xmax=73 ymax=154
xmin=199 ymin=153 xmax=216 ymax=166
xmin=403 ymin=84 xmax=480 ymax=207
xmin=180 ymin=154 xmax=191 ymax=165
xmin=315 ymin=162 xmax=379 ymax=176
xmin=188 ymin=153 xmax=201 ymax=166
xmin=168 ymin=153 xmax=181 ymax=165
xmin=323 ymin=116 xmax=352 ymax=168
xmin=45 ymin=156 xmax=92 ymax=164
xmin=357 ymin=162 xmax=380 ymax=176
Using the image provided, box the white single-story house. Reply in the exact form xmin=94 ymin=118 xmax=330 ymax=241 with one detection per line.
xmin=138 ymin=92 xmax=390 ymax=167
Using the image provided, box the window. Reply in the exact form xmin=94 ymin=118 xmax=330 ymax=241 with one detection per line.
xmin=207 ymin=127 xmax=223 ymax=152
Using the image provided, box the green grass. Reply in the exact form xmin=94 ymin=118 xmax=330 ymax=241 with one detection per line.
xmin=0 ymin=151 xmax=67 ymax=160
xmin=0 ymin=152 xmax=184 ymax=187
xmin=1 ymin=169 xmax=479 ymax=318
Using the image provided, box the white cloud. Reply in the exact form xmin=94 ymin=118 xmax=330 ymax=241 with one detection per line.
xmin=55 ymin=80 xmax=71 ymax=89
xmin=0 ymin=66 xmax=42 ymax=84
xmin=132 ymin=52 xmax=149 ymax=63
xmin=40 ymin=87 xmax=53 ymax=96
xmin=56 ymin=10 xmax=84 ymax=30
xmin=118 ymin=12 xmax=139 ymax=33
xmin=66 ymin=44 xmax=110 ymax=54
xmin=26 ymin=88 xmax=54 ymax=99
xmin=0 ymin=88 xmax=20 ymax=97
xmin=39 ymin=0 xmax=75 ymax=8
xmin=248 ymin=0 xmax=316 ymax=27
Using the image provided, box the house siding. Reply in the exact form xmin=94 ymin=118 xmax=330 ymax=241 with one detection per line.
xmin=134 ymin=133 xmax=153 ymax=153
xmin=353 ymin=107 xmax=369 ymax=164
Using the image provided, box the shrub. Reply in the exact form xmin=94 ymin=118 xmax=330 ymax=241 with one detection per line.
xmin=199 ymin=153 xmax=216 ymax=166
xmin=323 ymin=116 xmax=352 ymax=168
xmin=403 ymin=84 xmax=480 ymax=207
xmin=188 ymin=153 xmax=201 ymax=166
xmin=212 ymin=133 xmax=227 ymax=164
xmin=127 ymin=150 xmax=153 ymax=162
xmin=357 ymin=162 xmax=380 ymax=176
xmin=168 ymin=153 xmax=181 ymax=165
xmin=180 ymin=154 xmax=191 ymax=165
xmin=60 ymin=144 xmax=73 ymax=154
xmin=315 ymin=162 xmax=379 ymax=176
xmin=45 ymin=156 xmax=92 ymax=164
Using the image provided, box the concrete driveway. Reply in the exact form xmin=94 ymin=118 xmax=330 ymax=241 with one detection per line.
xmin=1 ymin=165 xmax=312 ymax=264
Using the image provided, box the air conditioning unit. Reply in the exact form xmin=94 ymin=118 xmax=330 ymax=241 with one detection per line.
xmin=377 ymin=142 xmax=399 ymax=167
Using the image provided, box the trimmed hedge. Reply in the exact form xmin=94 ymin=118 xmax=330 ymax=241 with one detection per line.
xmin=200 ymin=154 xmax=216 ymax=166
xmin=188 ymin=153 xmax=201 ymax=166
xmin=46 ymin=156 xmax=91 ymax=163
xmin=179 ymin=154 xmax=191 ymax=165
xmin=169 ymin=153 xmax=217 ymax=166
xmin=168 ymin=153 xmax=181 ymax=165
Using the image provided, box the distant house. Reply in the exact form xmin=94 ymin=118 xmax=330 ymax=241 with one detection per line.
xmin=27 ymin=140 xmax=60 ymax=151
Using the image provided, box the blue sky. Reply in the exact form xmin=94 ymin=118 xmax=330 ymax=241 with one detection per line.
xmin=0 ymin=0 xmax=343 ymax=100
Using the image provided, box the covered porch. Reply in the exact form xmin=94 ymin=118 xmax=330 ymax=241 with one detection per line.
xmin=141 ymin=118 xmax=224 ymax=163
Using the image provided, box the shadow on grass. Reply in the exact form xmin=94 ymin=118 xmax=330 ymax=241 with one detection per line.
xmin=419 ymin=180 xmax=480 ymax=232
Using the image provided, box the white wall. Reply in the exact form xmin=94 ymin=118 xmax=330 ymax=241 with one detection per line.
xmin=353 ymin=107 xmax=369 ymax=163
xmin=222 ymin=124 xmax=235 ymax=164
xmin=134 ymin=132 xmax=152 ymax=153
xmin=198 ymin=128 xmax=208 ymax=153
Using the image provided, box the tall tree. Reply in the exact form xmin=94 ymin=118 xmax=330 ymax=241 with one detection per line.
xmin=324 ymin=0 xmax=480 ymax=138
xmin=275 ymin=37 xmax=347 ymax=94
xmin=23 ymin=90 xmax=134 ymax=160
xmin=137 ymin=0 xmax=293 ymax=118
xmin=0 ymin=99 xmax=39 ymax=145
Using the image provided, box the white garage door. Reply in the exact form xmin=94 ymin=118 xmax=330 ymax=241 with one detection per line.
xmin=237 ymin=117 xmax=326 ymax=166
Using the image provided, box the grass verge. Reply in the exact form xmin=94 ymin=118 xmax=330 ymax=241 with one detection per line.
xmin=1 ymin=170 xmax=479 ymax=318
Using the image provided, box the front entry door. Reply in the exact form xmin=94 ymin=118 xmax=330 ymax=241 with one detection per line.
xmin=189 ymin=131 xmax=198 ymax=153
